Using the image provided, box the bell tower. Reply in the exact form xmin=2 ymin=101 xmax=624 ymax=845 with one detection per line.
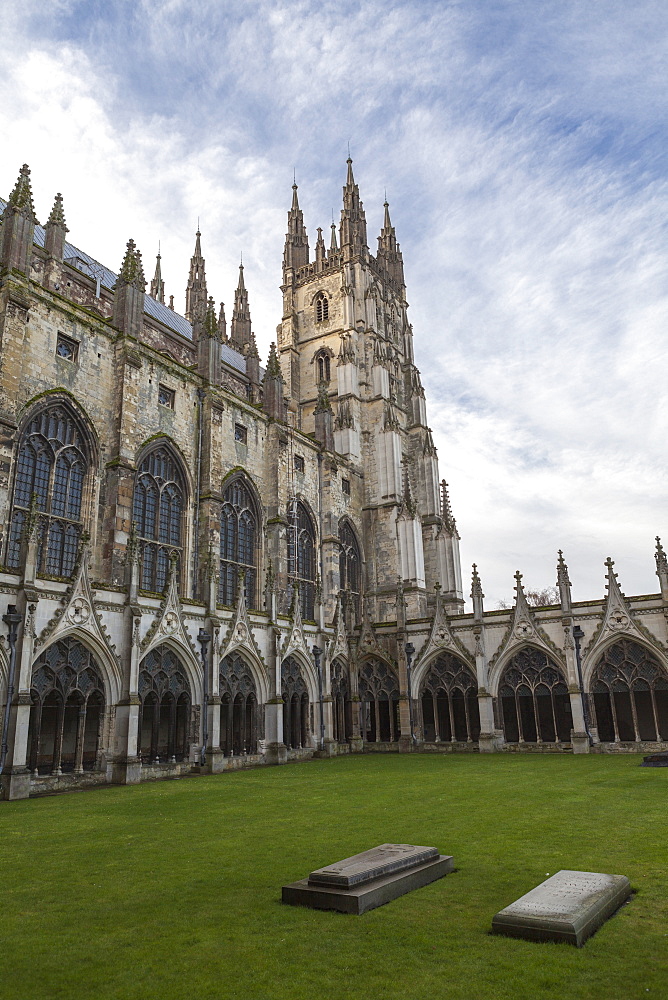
xmin=278 ymin=160 xmax=463 ymax=618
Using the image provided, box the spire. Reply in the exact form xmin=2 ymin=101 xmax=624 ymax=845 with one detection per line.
xmin=113 ymin=239 xmax=146 ymax=338
xmin=656 ymin=537 xmax=668 ymax=601
xmin=8 ymin=164 xmax=37 ymax=218
xmin=377 ymin=198 xmax=405 ymax=287
xmin=217 ymin=301 xmax=227 ymax=342
xmin=329 ymin=221 xmax=338 ymax=253
xmin=262 ymin=342 xmax=284 ymax=420
xmin=440 ymin=480 xmax=457 ymax=536
xmin=247 ymin=330 xmax=259 ymax=358
xmin=1 ymin=163 xmax=38 ymax=275
xmin=185 ymin=229 xmax=207 ymax=326
xmin=315 ymin=226 xmax=325 ymax=266
xmin=556 ymin=549 xmax=572 ymax=614
xmin=197 ymin=296 xmax=221 ymax=384
xmin=230 ymin=261 xmax=252 ymax=352
xmin=339 ymin=157 xmax=367 ymax=253
xmin=204 ymin=296 xmax=219 ymax=339
xmin=44 ymin=192 xmax=68 ymax=262
xmin=471 ymin=564 xmax=484 ymax=621
xmin=283 ymin=181 xmax=309 ymax=275
xmin=150 ymin=249 xmax=165 ymax=303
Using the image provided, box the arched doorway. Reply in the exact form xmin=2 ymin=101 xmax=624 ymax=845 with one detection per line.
xmin=358 ymin=659 xmax=400 ymax=743
xmin=498 ymin=648 xmax=572 ymax=743
xmin=330 ymin=658 xmax=351 ymax=743
xmin=28 ymin=638 xmax=106 ymax=774
xmin=590 ymin=638 xmax=668 ymax=743
xmin=219 ymin=653 xmax=261 ymax=755
xmin=138 ymin=645 xmax=191 ymax=762
xmin=281 ymin=656 xmax=310 ymax=749
xmin=419 ymin=653 xmax=480 ymax=742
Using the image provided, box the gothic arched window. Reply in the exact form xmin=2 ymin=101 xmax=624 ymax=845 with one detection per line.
xmin=419 ymin=653 xmax=480 ymax=743
xmin=7 ymin=402 xmax=90 ymax=578
xmin=28 ymin=639 xmax=105 ymax=774
xmin=315 ymin=292 xmax=329 ymax=323
xmin=287 ymin=501 xmax=316 ymax=620
xmin=132 ymin=446 xmax=185 ymax=594
xmin=220 ymin=653 xmax=261 ymax=755
xmin=339 ymin=520 xmax=361 ymax=623
xmin=316 ymin=351 xmax=331 ymax=383
xmin=358 ymin=659 xmax=400 ymax=743
xmin=281 ymin=655 xmax=309 ymax=749
xmin=498 ymin=648 xmax=572 ymax=743
xmin=219 ymin=478 xmax=258 ymax=608
xmin=331 ymin=658 xmax=351 ymax=743
xmin=138 ymin=645 xmax=191 ymax=762
xmin=590 ymin=639 xmax=668 ymax=743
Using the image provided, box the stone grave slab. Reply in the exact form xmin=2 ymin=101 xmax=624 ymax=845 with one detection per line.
xmin=282 ymin=843 xmax=453 ymax=914
xmin=492 ymin=869 xmax=631 ymax=947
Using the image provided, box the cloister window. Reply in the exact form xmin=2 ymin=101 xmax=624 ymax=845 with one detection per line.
xmin=7 ymin=402 xmax=89 ymax=578
xmin=281 ymin=656 xmax=309 ymax=749
xmin=132 ymin=446 xmax=184 ymax=594
xmin=339 ymin=520 xmax=361 ymax=624
xmin=498 ymin=648 xmax=572 ymax=743
xmin=219 ymin=478 xmax=258 ymax=608
xmin=358 ymin=659 xmax=400 ymax=743
xmin=138 ymin=645 xmax=191 ymax=762
xmin=219 ymin=653 xmax=260 ymax=755
xmin=315 ymin=293 xmax=329 ymax=323
xmin=331 ymin=658 xmax=351 ymax=743
xmin=28 ymin=639 xmax=105 ymax=775
xmin=287 ymin=501 xmax=316 ymax=620
xmin=316 ymin=351 xmax=330 ymax=383
xmin=590 ymin=638 xmax=668 ymax=743
xmin=419 ymin=653 xmax=480 ymax=743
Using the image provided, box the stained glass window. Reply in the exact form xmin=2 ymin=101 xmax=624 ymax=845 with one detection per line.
xmin=133 ymin=446 xmax=184 ymax=593
xmin=219 ymin=478 xmax=258 ymax=607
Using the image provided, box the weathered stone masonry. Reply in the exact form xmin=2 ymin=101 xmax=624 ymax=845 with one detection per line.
xmin=0 ymin=161 xmax=667 ymax=800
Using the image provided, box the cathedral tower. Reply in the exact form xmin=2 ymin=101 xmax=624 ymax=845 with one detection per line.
xmin=279 ymin=160 xmax=463 ymax=618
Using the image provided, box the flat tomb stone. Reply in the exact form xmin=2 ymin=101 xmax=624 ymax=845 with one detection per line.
xmin=309 ymin=843 xmax=440 ymax=888
xmin=283 ymin=844 xmax=453 ymax=915
xmin=492 ymin=869 xmax=631 ymax=947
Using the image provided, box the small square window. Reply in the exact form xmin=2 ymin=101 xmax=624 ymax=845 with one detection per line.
xmin=235 ymin=423 xmax=247 ymax=444
xmin=294 ymin=455 xmax=305 ymax=474
xmin=158 ymin=385 xmax=175 ymax=408
xmin=56 ymin=333 xmax=79 ymax=363
xmin=342 ymin=477 xmax=351 ymax=495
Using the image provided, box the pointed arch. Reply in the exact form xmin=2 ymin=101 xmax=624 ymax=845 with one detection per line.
xmin=587 ymin=637 xmax=668 ymax=743
xmin=496 ymin=646 xmax=571 ymax=744
xmin=415 ymin=651 xmax=479 ymax=743
xmin=313 ymin=291 xmax=329 ymax=323
xmin=338 ymin=517 xmax=362 ymax=624
xmin=28 ymin=636 xmax=109 ymax=774
xmin=33 ymin=628 xmax=123 ymax=706
xmin=281 ymin=653 xmax=314 ymax=750
xmin=219 ymin=471 xmax=262 ymax=609
xmin=219 ymin=650 xmax=265 ymax=755
xmin=6 ymin=395 xmax=98 ymax=577
xmin=133 ymin=439 xmax=189 ymax=594
xmin=287 ymin=498 xmax=317 ymax=621
xmin=357 ymin=656 xmax=400 ymax=744
xmin=137 ymin=643 xmax=195 ymax=762
xmin=330 ymin=655 xmax=351 ymax=742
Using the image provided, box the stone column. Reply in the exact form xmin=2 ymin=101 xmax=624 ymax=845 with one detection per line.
xmin=1 ymin=599 xmax=37 ymax=800
xmin=112 ymin=608 xmax=142 ymax=785
xmin=263 ymin=626 xmax=287 ymax=764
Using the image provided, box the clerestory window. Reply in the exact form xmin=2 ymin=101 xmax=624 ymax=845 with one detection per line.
xmin=219 ymin=478 xmax=258 ymax=608
xmin=132 ymin=446 xmax=185 ymax=593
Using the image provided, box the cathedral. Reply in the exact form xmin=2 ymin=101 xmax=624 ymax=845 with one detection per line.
xmin=0 ymin=159 xmax=667 ymax=800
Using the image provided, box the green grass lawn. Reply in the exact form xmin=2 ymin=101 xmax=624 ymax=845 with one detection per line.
xmin=1 ymin=754 xmax=667 ymax=1000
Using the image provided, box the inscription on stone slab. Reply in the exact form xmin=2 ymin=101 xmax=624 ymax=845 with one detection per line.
xmin=492 ymin=869 xmax=631 ymax=947
xmin=309 ymin=844 xmax=440 ymax=888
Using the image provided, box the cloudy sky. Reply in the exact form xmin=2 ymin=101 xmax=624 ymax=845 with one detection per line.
xmin=2 ymin=0 xmax=667 ymax=609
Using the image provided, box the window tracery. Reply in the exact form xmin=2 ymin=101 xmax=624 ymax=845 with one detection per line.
xmin=315 ymin=292 xmax=329 ymax=323
xmin=339 ymin=520 xmax=361 ymax=624
xmin=419 ymin=653 xmax=480 ymax=743
xmin=132 ymin=446 xmax=184 ymax=593
xmin=358 ymin=659 xmax=399 ymax=743
xmin=590 ymin=638 xmax=668 ymax=743
xmin=28 ymin=639 xmax=105 ymax=774
xmin=138 ymin=645 xmax=191 ymax=762
xmin=7 ymin=403 xmax=89 ymax=578
xmin=219 ymin=478 xmax=258 ymax=608
xmin=316 ymin=350 xmax=331 ymax=383
xmin=331 ymin=658 xmax=350 ymax=743
xmin=498 ymin=647 xmax=571 ymax=743
xmin=219 ymin=653 xmax=261 ymax=755
xmin=281 ymin=656 xmax=309 ymax=749
xmin=287 ymin=501 xmax=316 ymax=620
